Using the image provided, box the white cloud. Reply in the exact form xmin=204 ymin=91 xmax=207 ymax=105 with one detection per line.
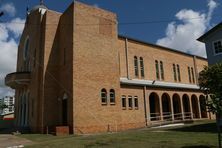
xmin=0 ymin=3 xmax=25 ymax=97
xmin=156 ymin=0 xmax=218 ymax=57
xmin=0 ymin=3 xmax=16 ymax=17
xmin=6 ymin=18 xmax=25 ymax=37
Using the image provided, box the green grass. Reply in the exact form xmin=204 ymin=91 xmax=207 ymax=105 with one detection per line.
xmin=19 ymin=120 xmax=218 ymax=148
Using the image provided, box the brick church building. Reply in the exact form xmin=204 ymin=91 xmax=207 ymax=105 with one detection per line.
xmin=5 ymin=1 xmax=214 ymax=134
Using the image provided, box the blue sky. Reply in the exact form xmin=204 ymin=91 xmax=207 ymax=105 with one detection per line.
xmin=0 ymin=0 xmax=221 ymax=97
xmin=8 ymin=0 xmax=222 ymax=42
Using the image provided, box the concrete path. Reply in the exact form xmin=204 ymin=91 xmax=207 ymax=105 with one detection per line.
xmin=0 ymin=134 xmax=33 ymax=148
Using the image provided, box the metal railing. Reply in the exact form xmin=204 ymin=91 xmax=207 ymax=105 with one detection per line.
xmin=147 ymin=112 xmax=193 ymax=121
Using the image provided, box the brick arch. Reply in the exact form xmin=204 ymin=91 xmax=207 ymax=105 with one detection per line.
xmin=149 ymin=92 xmax=160 ymax=121
xmin=172 ymin=93 xmax=182 ymax=120
xmin=182 ymin=94 xmax=191 ymax=119
xmin=161 ymin=93 xmax=172 ymax=120
xmin=199 ymin=95 xmax=208 ymax=118
xmin=191 ymin=94 xmax=200 ymax=119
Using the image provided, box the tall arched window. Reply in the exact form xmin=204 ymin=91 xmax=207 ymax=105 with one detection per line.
xmin=177 ymin=64 xmax=181 ymax=82
xmin=134 ymin=56 xmax=139 ymax=77
xmin=23 ymin=37 xmax=30 ymax=60
xmin=173 ymin=64 xmax=177 ymax=81
xmin=110 ymin=89 xmax=115 ymax=104
xmin=191 ymin=67 xmax=195 ymax=83
xmin=155 ymin=60 xmax=160 ymax=80
xmin=160 ymin=61 xmax=164 ymax=80
xmin=188 ymin=67 xmax=191 ymax=83
xmin=101 ymin=89 xmax=107 ymax=104
xmin=140 ymin=57 xmax=144 ymax=78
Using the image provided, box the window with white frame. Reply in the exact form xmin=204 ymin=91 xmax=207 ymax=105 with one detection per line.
xmin=101 ymin=89 xmax=107 ymax=105
xmin=110 ymin=89 xmax=115 ymax=104
xmin=213 ymin=40 xmax=222 ymax=54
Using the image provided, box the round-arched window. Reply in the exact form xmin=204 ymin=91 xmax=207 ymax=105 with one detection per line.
xmin=23 ymin=37 xmax=30 ymax=60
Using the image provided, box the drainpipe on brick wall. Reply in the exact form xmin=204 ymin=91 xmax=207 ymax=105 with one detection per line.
xmin=143 ymin=86 xmax=148 ymax=126
xmin=125 ymin=38 xmax=130 ymax=79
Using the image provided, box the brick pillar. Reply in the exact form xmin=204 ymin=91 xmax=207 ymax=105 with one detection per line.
xmin=25 ymin=94 xmax=29 ymax=126
xmin=197 ymin=98 xmax=202 ymax=119
xmin=21 ymin=94 xmax=24 ymax=126
xmin=159 ymin=97 xmax=163 ymax=121
xmin=170 ymin=97 xmax=174 ymax=121
xmin=189 ymin=97 xmax=194 ymax=119
xmin=125 ymin=38 xmax=130 ymax=79
xmin=180 ymin=97 xmax=184 ymax=120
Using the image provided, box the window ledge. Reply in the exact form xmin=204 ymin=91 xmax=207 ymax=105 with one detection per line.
xmin=101 ymin=103 xmax=107 ymax=106
xmin=110 ymin=103 xmax=115 ymax=105
xmin=122 ymin=107 xmax=126 ymax=110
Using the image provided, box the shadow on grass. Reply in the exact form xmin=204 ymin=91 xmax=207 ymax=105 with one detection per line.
xmin=181 ymin=145 xmax=216 ymax=148
xmin=168 ymin=122 xmax=217 ymax=133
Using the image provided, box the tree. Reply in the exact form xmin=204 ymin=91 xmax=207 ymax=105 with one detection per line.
xmin=199 ymin=62 xmax=222 ymax=148
xmin=199 ymin=63 xmax=222 ymax=113
xmin=0 ymin=103 xmax=7 ymax=110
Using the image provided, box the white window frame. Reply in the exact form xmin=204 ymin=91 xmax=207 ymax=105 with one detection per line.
xmin=213 ymin=39 xmax=222 ymax=56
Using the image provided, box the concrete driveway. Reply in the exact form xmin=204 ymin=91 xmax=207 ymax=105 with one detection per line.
xmin=0 ymin=134 xmax=32 ymax=148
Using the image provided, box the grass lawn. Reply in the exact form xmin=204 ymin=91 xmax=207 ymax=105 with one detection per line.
xmin=19 ymin=120 xmax=218 ymax=148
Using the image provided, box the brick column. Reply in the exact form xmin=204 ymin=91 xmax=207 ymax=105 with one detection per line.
xmin=170 ymin=97 xmax=174 ymax=121
xmin=159 ymin=97 xmax=163 ymax=121
xmin=197 ymin=98 xmax=202 ymax=119
xmin=25 ymin=94 xmax=29 ymax=126
xmin=180 ymin=97 xmax=184 ymax=120
xmin=189 ymin=97 xmax=194 ymax=119
xmin=125 ymin=38 xmax=130 ymax=79
xmin=21 ymin=94 xmax=24 ymax=126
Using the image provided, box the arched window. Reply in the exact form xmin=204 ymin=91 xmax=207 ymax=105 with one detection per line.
xmin=121 ymin=95 xmax=126 ymax=108
xmin=177 ymin=64 xmax=181 ymax=82
xmin=134 ymin=56 xmax=139 ymax=77
xmin=191 ymin=67 xmax=195 ymax=83
xmin=173 ymin=64 xmax=177 ymax=81
xmin=140 ymin=57 xmax=144 ymax=78
xmin=134 ymin=96 xmax=139 ymax=109
xmin=155 ymin=60 xmax=160 ymax=80
xmin=110 ymin=89 xmax=115 ymax=104
xmin=188 ymin=67 xmax=191 ymax=83
xmin=23 ymin=37 xmax=30 ymax=60
xmin=128 ymin=96 xmax=133 ymax=109
xmin=160 ymin=61 xmax=164 ymax=80
xmin=101 ymin=89 xmax=107 ymax=104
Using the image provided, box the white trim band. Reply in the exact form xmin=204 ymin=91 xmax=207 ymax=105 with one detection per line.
xmin=120 ymin=78 xmax=200 ymax=90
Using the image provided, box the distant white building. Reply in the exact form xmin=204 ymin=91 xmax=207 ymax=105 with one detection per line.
xmin=0 ymin=96 xmax=15 ymax=115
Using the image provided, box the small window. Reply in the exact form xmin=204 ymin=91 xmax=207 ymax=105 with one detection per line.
xmin=177 ymin=64 xmax=181 ymax=82
xmin=140 ymin=57 xmax=145 ymax=78
xmin=173 ymin=64 xmax=177 ymax=81
xmin=214 ymin=40 xmax=222 ymax=54
xmin=122 ymin=96 xmax=126 ymax=109
xmin=191 ymin=67 xmax=195 ymax=83
xmin=134 ymin=56 xmax=139 ymax=77
xmin=134 ymin=96 xmax=138 ymax=109
xmin=101 ymin=89 xmax=107 ymax=105
xmin=155 ymin=60 xmax=160 ymax=80
xmin=160 ymin=61 xmax=164 ymax=80
xmin=188 ymin=67 xmax=192 ymax=83
xmin=128 ymin=96 xmax=133 ymax=109
xmin=110 ymin=89 xmax=115 ymax=104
